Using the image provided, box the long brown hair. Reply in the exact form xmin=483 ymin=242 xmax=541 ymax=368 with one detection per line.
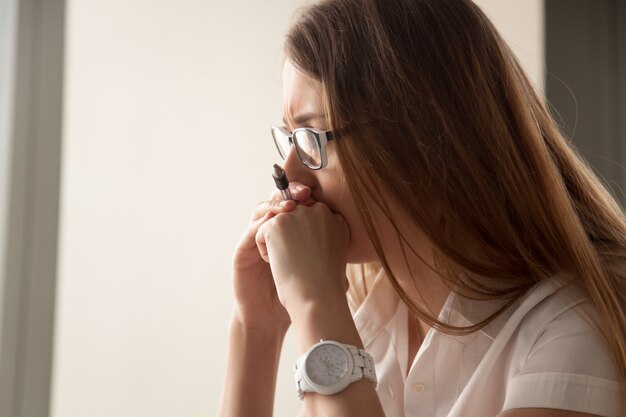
xmin=285 ymin=0 xmax=626 ymax=411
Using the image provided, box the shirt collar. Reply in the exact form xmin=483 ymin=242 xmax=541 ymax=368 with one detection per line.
xmin=353 ymin=267 xmax=401 ymax=347
xmin=439 ymin=271 xmax=578 ymax=341
xmin=355 ymin=268 xmax=577 ymax=345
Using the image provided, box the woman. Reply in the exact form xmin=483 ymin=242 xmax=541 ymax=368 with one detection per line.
xmin=218 ymin=0 xmax=626 ymax=416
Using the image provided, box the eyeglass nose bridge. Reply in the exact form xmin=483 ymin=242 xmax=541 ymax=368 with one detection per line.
xmin=284 ymin=136 xmax=302 ymax=164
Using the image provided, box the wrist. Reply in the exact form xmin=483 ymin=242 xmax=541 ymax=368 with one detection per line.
xmin=280 ymin=274 xmax=346 ymax=318
xmin=230 ymin=311 xmax=290 ymax=341
xmin=290 ymin=296 xmax=363 ymax=354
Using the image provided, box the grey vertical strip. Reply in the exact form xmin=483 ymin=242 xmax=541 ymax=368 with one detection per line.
xmin=0 ymin=0 xmax=65 ymax=416
xmin=619 ymin=0 xmax=626 ymax=182
xmin=607 ymin=0 xmax=620 ymax=193
xmin=0 ymin=0 xmax=18 ymax=311
xmin=0 ymin=0 xmax=21 ymax=414
xmin=546 ymin=0 xmax=626 ymax=205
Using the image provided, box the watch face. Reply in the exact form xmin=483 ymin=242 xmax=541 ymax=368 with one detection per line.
xmin=305 ymin=343 xmax=350 ymax=386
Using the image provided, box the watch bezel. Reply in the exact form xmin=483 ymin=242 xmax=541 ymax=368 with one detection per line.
xmin=301 ymin=340 xmax=355 ymax=395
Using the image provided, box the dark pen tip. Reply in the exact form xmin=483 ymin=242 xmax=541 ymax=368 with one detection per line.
xmin=272 ymin=164 xmax=285 ymax=179
xmin=272 ymin=164 xmax=289 ymax=190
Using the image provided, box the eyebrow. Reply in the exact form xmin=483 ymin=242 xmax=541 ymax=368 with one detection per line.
xmin=282 ymin=112 xmax=325 ymax=128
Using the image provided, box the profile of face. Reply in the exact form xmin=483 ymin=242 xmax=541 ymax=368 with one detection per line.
xmin=280 ymin=58 xmax=378 ymax=264
xmin=280 ymin=58 xmax=441 ymax=306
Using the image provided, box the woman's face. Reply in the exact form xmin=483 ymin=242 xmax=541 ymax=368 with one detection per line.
xmin=280 ymin=59 xmax=444 ymax=312
xmin=280 ymin=58 xmax=377 ymax=264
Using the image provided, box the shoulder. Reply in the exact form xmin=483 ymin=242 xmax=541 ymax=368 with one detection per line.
xmin=511 ymin=278 xmax=616 ymax=378
xmin=501 ymin=278 xmax=622 ymax=417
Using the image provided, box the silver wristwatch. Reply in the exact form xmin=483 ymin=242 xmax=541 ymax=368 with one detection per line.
xmin=293 ymin=339 xmax=377 ymax=399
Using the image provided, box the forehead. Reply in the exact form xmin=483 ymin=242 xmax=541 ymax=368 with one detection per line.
xmin=281 ymin=59 xmax=324 ymax=122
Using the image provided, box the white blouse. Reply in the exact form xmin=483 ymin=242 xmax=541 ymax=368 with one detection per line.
xmin=351 ymin=268 xmax=622 ymax=417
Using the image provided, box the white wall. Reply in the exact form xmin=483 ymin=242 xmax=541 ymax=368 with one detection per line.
xmin=474 ymin=0 xmax=545 ymax=91
xmin=53 ymin=1 xmax=311 ymax=416
xmin=52 ymin=1 xmax=544 ymax=417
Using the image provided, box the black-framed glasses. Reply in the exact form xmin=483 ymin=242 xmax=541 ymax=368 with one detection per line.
xmin=271 ymin=126 xmax=335 ymax=170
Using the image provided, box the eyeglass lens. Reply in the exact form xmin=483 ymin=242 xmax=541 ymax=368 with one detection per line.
xmin=272 ymin=127 xmax=290 ymax=159
xmin=293 ymin=130 xmax=322 ymax=168
xmin=272 ymin=128 xmax=322 ymax=168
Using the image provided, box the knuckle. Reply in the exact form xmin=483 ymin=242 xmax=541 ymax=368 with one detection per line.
xmin=272 ymin=211 xmax=288 ymax=224
xmin=252 ymin=203 xmax=266 ymax=216
xmin=255 ymin=200 xmax=280 ymax=216
xmin=312 ymin=201 xmax=327 ymax=213
xmin=273 ymin=211 xmax=295 ymax=228
xmin=250 ymin=209 xmax=267 ymax=224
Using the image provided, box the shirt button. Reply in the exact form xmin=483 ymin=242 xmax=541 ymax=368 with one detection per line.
xmin=413 ymin=383 xmax=425 ymax=392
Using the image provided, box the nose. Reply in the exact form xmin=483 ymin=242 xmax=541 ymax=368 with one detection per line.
xmin=283 ymin=142 xmax=312 ymax=183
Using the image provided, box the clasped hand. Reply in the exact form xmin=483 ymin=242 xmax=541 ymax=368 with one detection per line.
xmin=231 ymin=182 xmax=351 ymax=331
xmin=255 ymin=197 xmax=350 ymax=316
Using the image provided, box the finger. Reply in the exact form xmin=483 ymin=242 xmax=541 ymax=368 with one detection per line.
xmin=238 ymin=211 xmax=274 ymax=252
xmin=254 ymin=220 xmax=270 ymax=263
xmin=268 ymin=182 xmax=312 ymax=202
xmin=249 ymin=181 xmax=314 ymax=223
xmin=249 ymin=199 xmax=296 ymax=223
xmin=343 ymin=275 xmax=350 ymax=293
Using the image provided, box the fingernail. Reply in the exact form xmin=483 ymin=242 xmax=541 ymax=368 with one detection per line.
xmin=279 ymin=201 xmax=288 ymax=207
xmin=294 ymin=184 xmax=309 ymax=192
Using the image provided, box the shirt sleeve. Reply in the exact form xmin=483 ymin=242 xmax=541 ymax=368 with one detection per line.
xmin=502 ymin=300 xmax=623 ymax=417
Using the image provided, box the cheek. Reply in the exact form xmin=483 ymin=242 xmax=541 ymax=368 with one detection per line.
xmin=334 ymin=188 xmax=378 ymax=262
xmin=315 ymin=170 xmax=378 ymax=261
xmin=314 ymin=182 xmax=354 ymax=231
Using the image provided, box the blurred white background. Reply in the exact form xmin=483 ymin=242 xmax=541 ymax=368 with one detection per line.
xmin=51 ymin=1 xmax=545 ymax=416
